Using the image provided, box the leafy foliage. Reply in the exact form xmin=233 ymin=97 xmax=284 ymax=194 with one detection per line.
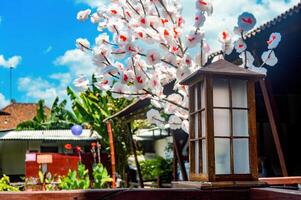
xmin=92 ymin=163 xmax=113 ymax=189
xmin=0 ymin=175 xmax=19 ymax=191
xmin=140 ymin=156 xmax=172 ymax=181
xmin=67 ymin=76 xmax=132 ymax=179
xmin=59 ymin=163 xmax=90 ymax=190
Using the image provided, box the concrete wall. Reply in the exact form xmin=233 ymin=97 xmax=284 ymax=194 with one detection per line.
xmin=0 ymin=141 xmax=27 ymax=175
xmin=0 ymin=140 xmax=93 ymax=176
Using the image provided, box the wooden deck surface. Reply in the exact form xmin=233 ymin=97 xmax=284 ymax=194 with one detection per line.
xmin=0 ymin=188 xmax=300 ymax=200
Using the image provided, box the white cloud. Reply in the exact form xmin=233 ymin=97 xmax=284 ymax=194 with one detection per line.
xmin=54 ymin=49 xmax=97 ymax=76
xmin=75 ymin=0 xmax=105 ymax=7
xmin=181 ymin=0 xmax=299 ymax=52
xmin=18 ymin=73 xmax=72 ymax=107
xmin=17 ymin=48 xmax=97 ymax=106
xmin=0 ymin=93 xmax=9 ymax=109
xmin=43 ymin=45 xmax=53 ymax=54
xmin=0 ymin=54 xmax=22 ymax=68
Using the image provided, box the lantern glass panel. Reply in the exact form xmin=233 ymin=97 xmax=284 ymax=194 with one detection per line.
xmin=201 ymin=83 xmax=205 ymax=109
xmin=213 ymin=79 xmax=229 ymax=107
xmin=233 ymin=110 xmax=249 ymax=136
xmin=231 ymin=80 xmax=248 ymax=108
xmin=214 ymin=109 xmax=230 ymax=136
xmin=194 ymin=86 xmax=198 ymax=111
xmin=202 ymin=140 xmax=207 ymax=174
xmin=215 ymin=138 xmax=231 ymax=174
xmin=201 ymin=110 xmax=206 ymax=137
xmin=194 ymin=114 xmax=199 ymax=139
xmin=234 ymin=139 xmax=250 ymax=174
xmin=195 ymin=141 xmax=200 ymax=175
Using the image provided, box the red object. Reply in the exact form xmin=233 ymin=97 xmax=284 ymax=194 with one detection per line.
xmin=75 ymin=146 xmax=81 ymax=152
xmin=25 ymin=153 xmax=79 ymax=178
xmin=91 ymin=142 xmax=97 ymax=148
xmin=64 ymin=143 xmax=72 ymax=150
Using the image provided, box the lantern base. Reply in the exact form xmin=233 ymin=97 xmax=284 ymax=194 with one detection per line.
xmin=172 ymin=181 xmax=266 ymax=189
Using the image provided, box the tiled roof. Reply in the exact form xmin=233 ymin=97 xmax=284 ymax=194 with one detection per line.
xmin=244 ymin=2 xmax=301 ymax=39
xmin=0 ymin=102 xmax=50 ymax=131
xmin=0 ymin=129 xmax=101 ymax=141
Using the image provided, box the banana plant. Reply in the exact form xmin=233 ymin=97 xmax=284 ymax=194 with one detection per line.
xmin=67 ymin=75 xmax=132 ymax=180
xmin=16 ymin=98 xmax=80 ymax=130
xmin=92 ymin=163 xmax=113 ymax=189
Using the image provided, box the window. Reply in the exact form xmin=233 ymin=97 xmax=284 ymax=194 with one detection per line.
xmin=40 ymin=146 xmax=58 ymax=153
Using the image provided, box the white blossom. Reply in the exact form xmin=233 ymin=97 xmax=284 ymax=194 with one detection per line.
xmin=261 ymin=50 xmax=278 ymax=66
xmin=77 ymin=9 xmax=91 ymax=21
xmin=267 ymin=32 xmax=281 ymax=49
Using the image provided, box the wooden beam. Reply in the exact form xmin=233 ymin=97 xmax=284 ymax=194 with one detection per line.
xmin=172 ymin=131 xmax=188 ymax=181
xmin=259 ymin=176 xmax=301 ymax=185
xmin=128 ymin=123 xmax=144 ymax=188
xmin=172 ymin=138 xmax=178 ymax=181
xmin=259 ymin=79 xmax=288 ymax=176
xmin=251 ymin=188 xmax=301 ymax=200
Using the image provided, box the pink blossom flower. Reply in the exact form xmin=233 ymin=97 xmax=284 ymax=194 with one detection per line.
xmin=194 ymin=11 xmax=206 ymax=27
xmin=186 ymin=30 xmax=204 ymax=48
xmin=147 ymin=109 xmax=165 ymax=128
xmin=237 ymin=12 xmax=256 ymax=32
xmin=261 ymin=50 xmax=278 ymax=66
xmin=90 ymin=13 xmax=101 ymax=24
xmin=196 ymin=0 xmax=213 ymax=16
xmin=181 ymin=120 xmax=189 ymax=133
xmin=77 ymin=9 xmax=91 ymax=21
xmin=234 ymin=38 xmax=247 ymax=53
xmin=73 ymin=75 xmax=89 ymax=90
xmin=95 ymin=75 xmax=113 ymax=91
xmin=146 ymin=49 xmax=160 ymax=65
xmin=267 ymin=32 xmax=281 ymax=49
xmin=76 ymin=38 xmax=90 ymax=51
xmin=168 ymin=115 xmax=182 ymax=130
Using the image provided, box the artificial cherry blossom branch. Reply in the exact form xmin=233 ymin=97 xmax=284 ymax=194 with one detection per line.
xmin=159 ymin=0 xmax=175 ymax=24
xmin=139 ymin=0 xmax=146 ymax=16
xmin=126 ymin=0 xmax=140 ymax=16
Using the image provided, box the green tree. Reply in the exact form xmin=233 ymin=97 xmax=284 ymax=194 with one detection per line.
xmin=16 ymin=98 xmax=79 ymax=130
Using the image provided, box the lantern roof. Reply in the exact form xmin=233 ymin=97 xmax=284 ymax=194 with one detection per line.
xmin=180 ymin=59 xmax=266 ymax=85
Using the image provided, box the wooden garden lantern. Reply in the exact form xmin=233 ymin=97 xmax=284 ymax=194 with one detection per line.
xmin=180 ymin=59 xmax=265 ymax=185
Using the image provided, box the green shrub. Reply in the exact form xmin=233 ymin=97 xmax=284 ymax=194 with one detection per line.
xmin=0 ymin=175 xmax=19 ymax=191
xmin=59 ymin=163 xmax=90 ymax=190
xmin=140 ymin=156 xmax=172 ymax=181
xmin=92 ymin=163 xmax=113 ymax=188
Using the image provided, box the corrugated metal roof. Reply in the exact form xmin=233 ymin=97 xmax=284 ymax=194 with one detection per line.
xmin=0 ymin=129 xmax=101 ymax=141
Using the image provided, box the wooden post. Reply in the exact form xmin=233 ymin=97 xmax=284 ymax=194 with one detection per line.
xmin=128 ymin=123 xmax=144 ymax=188
xmin=259 ymin=79 xmax=288 ymax=176
xmin=106 ymin=121 xmax=116 ymax=188
xmin=172 ymin=141 xmax=178 ymax=181
xmin=172 ymin=130 xmax=188 ymax=181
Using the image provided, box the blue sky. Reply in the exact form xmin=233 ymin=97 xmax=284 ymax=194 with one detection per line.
xmin=0 ymin=0 xmax=99 ymax=107
xmin=0 ymin=0 xmax=298 ymax=108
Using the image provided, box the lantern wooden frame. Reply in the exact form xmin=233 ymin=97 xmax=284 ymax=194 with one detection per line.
xmin=180 ymin=59 xmax=265 ymax=183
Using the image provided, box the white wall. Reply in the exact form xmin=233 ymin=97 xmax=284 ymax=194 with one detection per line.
xmin=154 ymin=136 xmax=172 ymax=159
xmin=0 ymin=141 xmax=27 ymax=175
xmin=0 ymin=140 xmax=93 ymax=175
